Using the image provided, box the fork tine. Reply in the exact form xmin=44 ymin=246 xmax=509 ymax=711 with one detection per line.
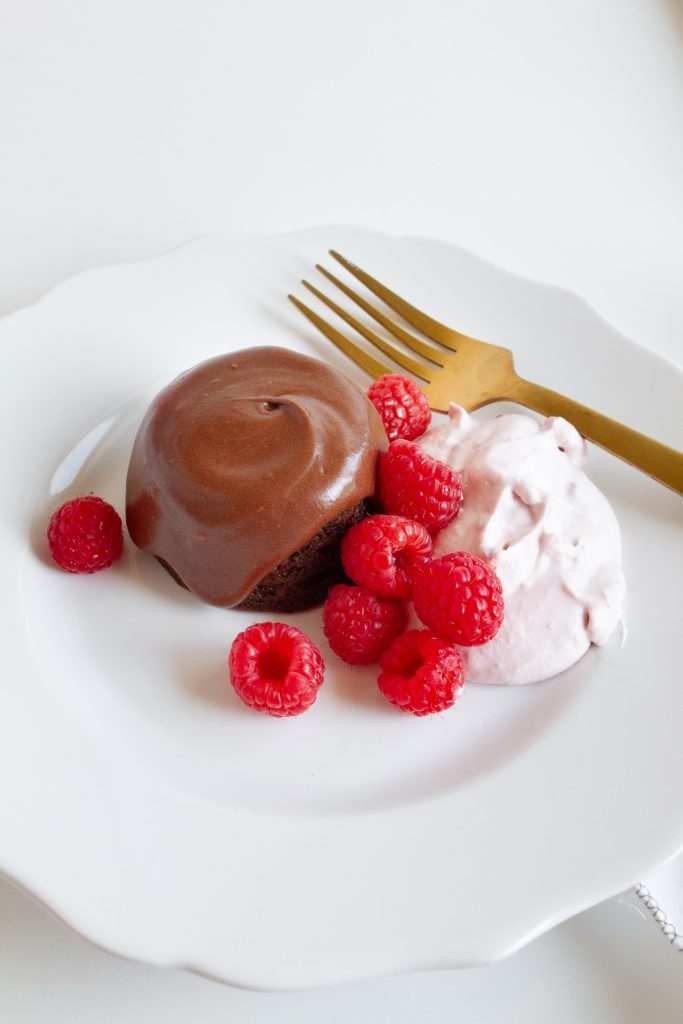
xmin=301 ymin=280 xmax=433 ymax=382
xmin=315 ymin=265 xmax=446 ymax=368
xmin=330 ymin=251 xmax=468 ymax=351
xmin=288 ymin=294 xmax=392 ymax=380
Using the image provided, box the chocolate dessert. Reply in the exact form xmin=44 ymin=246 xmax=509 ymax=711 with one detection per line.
xmin=126 ymin=347 xmax=387 ymax=610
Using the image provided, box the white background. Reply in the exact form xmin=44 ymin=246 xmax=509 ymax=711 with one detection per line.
xmin=1 ymin=0 xmax=682 ymax=1019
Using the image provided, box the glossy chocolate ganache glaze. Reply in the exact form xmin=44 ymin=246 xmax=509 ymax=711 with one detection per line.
xmin=126 ymin=347 xmax=387 ymax=609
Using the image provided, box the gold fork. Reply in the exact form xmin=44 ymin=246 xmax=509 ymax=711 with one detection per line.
xmin=289 ymin=251 xmax=683 ymax=496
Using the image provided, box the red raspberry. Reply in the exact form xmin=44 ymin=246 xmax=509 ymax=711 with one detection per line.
xmin=341 ymin=514 xmax=432 ymax=600
xmin=412 ymin=551 xmax=504 ymax=646
xmin=322 ymin=584 xmax=406 ymax=665
xmin=378 ymin=629 xmax=464 ymax=716
xmin=47 ymin=496 xmax=123 ymax=573
xmin=367 ymin=374 xmax=431 ymax=442
xmin=228 ymin=622 xmax=324 ymax=717
xmin=379 ymin=439 xmax=463 ymax=534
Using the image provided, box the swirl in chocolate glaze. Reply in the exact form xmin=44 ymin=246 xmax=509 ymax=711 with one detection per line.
xmin=126 ymin=347 xmax=387 ymax=607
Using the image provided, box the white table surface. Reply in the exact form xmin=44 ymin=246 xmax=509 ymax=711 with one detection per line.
xmin=1 ymin=0 xmax=681 ymax=1019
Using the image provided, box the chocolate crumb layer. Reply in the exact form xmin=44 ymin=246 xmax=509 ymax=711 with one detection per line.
xmin=238 ymin=500 xmax=373 ymax=612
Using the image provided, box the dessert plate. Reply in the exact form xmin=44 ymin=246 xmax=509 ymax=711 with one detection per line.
xmin=1 ymin=228 xmax=682 ymax=989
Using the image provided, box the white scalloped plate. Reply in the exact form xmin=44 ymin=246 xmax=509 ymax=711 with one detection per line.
xmin=1 ymin=228 xmax=682 ymax=989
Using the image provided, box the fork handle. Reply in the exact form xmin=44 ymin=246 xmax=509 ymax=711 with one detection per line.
xmin=508 ymin=376 xmax=683 ymax=496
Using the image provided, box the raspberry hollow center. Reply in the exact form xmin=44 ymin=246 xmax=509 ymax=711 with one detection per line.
xmin=258 ymin=646 xmax=291 ymax=682
xmin=394 ymin=549 xmax=413 ymax=574
xmin=401 ymin=652 xmax=424 ymax=678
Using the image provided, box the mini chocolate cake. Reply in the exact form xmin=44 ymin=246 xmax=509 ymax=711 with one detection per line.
xmin=126 ymin=346 xmax=387 ymax=611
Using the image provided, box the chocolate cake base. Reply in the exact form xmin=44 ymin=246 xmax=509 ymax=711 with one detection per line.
xmin=238 ymin=499 xmax=373 ymax=612
xmin=156 ymin=499 xmax=373 ymax=613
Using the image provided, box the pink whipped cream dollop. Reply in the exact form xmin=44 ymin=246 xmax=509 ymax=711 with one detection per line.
xmin=415 ymin=405 xmax=625 ymax=685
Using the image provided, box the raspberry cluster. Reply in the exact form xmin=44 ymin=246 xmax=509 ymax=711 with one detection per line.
xmin=332 ymin=510 xmax=502 ymax=714
xmin=318 ymin=374 xmax=504 ymax=716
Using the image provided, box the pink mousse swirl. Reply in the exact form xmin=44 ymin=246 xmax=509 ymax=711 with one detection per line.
xmin=415 ymin=405 xmax=625 ymax=684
